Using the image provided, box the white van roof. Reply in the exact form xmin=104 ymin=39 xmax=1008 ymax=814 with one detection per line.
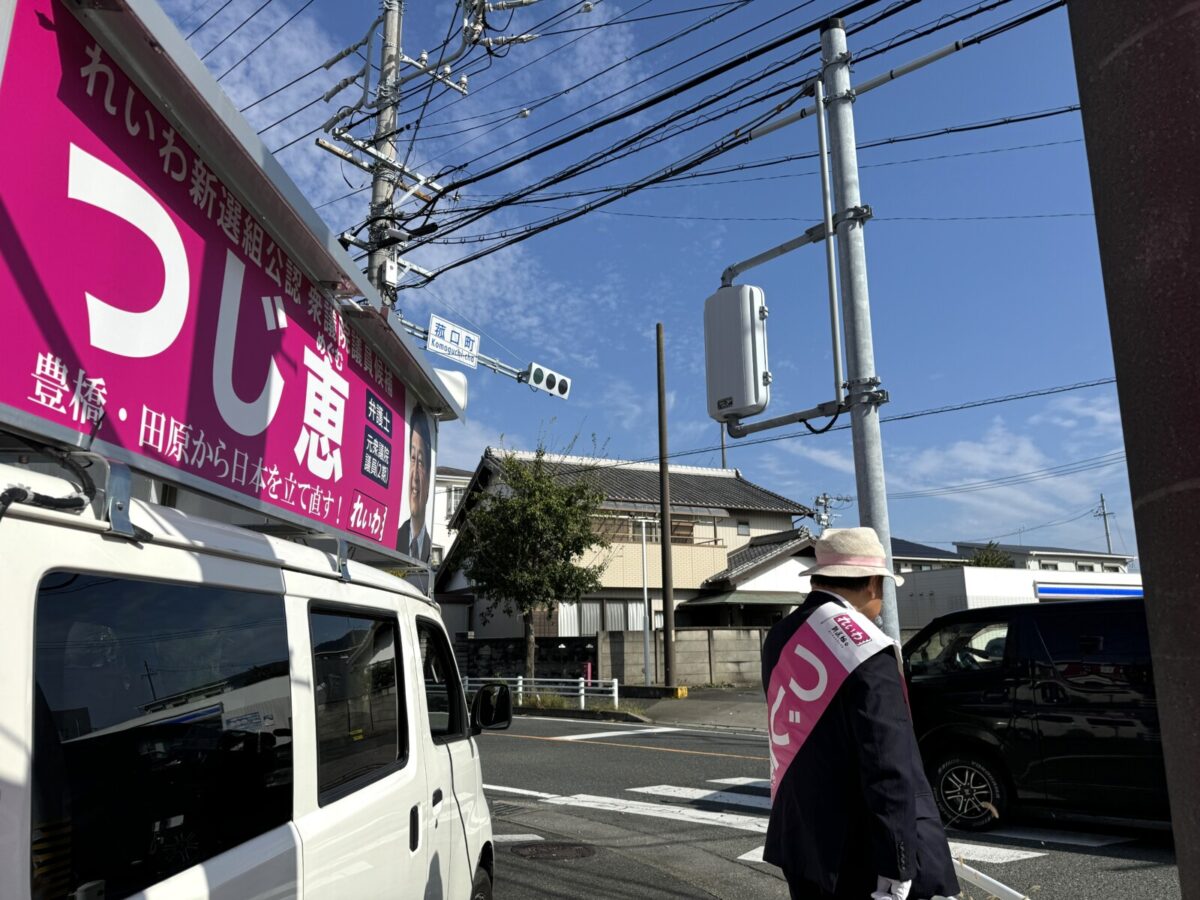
xmin=0 ymin=462 xmax=432 ymax=605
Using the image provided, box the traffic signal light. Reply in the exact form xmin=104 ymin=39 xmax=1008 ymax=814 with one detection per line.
xmin=522 ymin=362 xmax=571 ymax=400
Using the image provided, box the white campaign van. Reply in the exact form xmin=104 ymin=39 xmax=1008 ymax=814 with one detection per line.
xmin=0 ymin=455 xmax=511 ymax=899
xmin=0 ymin=0 xmax=511 ymax=896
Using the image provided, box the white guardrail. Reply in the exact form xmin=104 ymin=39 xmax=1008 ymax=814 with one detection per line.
xmin=465 ymin=676 xmax=619 ymax=711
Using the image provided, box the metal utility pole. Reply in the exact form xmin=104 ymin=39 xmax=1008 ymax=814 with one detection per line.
xmin=1068 ymin=4 xmax=1200 ymax=895
xmin=1095 ymin=493 xmax=1113 ymax=554
xmin=656 ymin=323 xmax=676 ymax=687
xmin=367 ymin=0 xmax=403 ymax=292
xmin=820 ymin=18 xmax=899 ymax=640
xmin=720 ymin=425 xmax=727 ymax=468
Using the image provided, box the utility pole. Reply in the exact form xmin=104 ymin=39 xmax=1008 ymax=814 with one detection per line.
xmin=820 ymin=19 xmax=899 ymax=639
xmin=367 ymin=0 xmax=403 ymax=293
xmin=1095 ymin=493 xmax=1113 ymax=554
xmin=656 ymin=323 xmax=676 ymax=687
xmin=637 ymin=517 xmax=652 ymax=686
xmin=720 ymin=424 xmax=727 ymax=468
xmin=142 ymin=660 xmax=158 ymax=700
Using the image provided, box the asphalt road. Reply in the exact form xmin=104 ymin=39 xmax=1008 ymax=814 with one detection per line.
xmin=479 ymin=716 xmax=1180 ymax=900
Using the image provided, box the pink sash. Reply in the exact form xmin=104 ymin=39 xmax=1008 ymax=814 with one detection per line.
xmin=767 ymin=601 xmax=902 ymax=800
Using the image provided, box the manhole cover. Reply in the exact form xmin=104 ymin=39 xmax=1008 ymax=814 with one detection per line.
xmin=489 ymin=802 xmax=523 ymax=817
xmin=510 ymin=842 xmax=595 ymax=861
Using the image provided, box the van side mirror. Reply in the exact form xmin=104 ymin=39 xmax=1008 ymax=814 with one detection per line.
xmin=470 ymin=682 xmax=513 ymax=735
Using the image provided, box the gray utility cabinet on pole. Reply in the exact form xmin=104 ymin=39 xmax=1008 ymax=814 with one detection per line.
xmin=820 ymin=18 xmax=900 ymax=638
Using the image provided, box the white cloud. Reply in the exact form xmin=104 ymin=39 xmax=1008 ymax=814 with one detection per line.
xmin=436 ymin=415 xmax=525 ymax=470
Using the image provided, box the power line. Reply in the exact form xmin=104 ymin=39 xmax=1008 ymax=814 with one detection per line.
xmin=453 ymin=105 xmax=1081 ymax=211
xmin=886 ymin=451 xmax=1125 ymax=500
xmin=200 ymin=0 xmax=278 ymax=62
xmin=418 ymin=0 xmax=759 ymax=164
xmin=239 ymin=61 xmax=325 ymax=113
xmin=407 ymin=1 xmax=1062 ymax=273
xmin=514 ymin=203 xmax=1092 ymax=225
xmin=538 ymin=377 xmax=1119 ymax=481
xmin=538 ymin=1 xmax=748 ymax=37
xmin=434 ymin=0 xmax=895 ymax=199
xmin=186 ymin=0 xmax=237 ymax=40
xmin=217 ymin=0 xmax=317 ymax=82
xmin=917 ymin=505 xmax=1100 ymax=546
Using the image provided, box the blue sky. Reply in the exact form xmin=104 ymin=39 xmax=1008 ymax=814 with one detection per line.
xmin=161 ymin=0 xmax=1133 ymax=560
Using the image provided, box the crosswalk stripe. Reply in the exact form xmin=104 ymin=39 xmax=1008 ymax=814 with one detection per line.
xmin=709 ymin=777 xmax=770 ymax=790
xmin=554 ymin=726 xmax=680 ymax=742
xmin=493 ymin=834 xmax=545 ymax=843
xmin=541 ymin=793 xmax=769 ymax=833
xmin=738 ymin=846 xmax=766 ymax=862
xmin=629 ymin=784 xmax=771 ymax=811
xmin=947 ymin=841 xmax=1046 ymax=863
xmin=485 ymin=784 xmax=557 ymax=799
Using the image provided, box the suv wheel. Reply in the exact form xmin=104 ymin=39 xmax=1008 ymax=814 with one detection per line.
xmin=933 ymin=754 xmax=1008 ymax=831
xmin=471 ymin=866 xmax=493 ymax=900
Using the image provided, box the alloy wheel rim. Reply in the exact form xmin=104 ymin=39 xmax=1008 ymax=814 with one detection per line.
xmin=940 ymin=763 xmax=994 ymax=820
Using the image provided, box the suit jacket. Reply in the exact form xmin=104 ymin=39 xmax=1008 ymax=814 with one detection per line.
xmin=396 ymin=520 xmax=429 ymax=563
xmin=762 ymin=591 xmax=958 ymax=898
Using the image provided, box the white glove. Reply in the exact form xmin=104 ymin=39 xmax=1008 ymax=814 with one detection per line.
xmin=871 ymin=876 xmax=912 ymax=900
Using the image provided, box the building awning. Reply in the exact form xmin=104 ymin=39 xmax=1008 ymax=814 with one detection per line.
xmin=681 ymin=591 xmax=805 ymax=607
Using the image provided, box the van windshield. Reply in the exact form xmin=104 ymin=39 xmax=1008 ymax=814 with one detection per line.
xmin=907 ymin=620 xmax=1009 ymax=677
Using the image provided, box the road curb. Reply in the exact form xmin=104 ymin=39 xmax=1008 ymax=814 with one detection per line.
xmin=514 ymin=705 xmax=650 ymax=724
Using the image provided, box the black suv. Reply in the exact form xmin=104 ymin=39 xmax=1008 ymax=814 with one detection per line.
xmin=903 ymin=598 xmax=1168 ymax=830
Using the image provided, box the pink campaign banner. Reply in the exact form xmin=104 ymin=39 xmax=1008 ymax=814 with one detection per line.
xmin=0 ymin=0 xmax=405 ymax=550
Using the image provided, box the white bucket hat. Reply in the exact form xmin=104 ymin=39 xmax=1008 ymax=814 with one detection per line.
xmin=800 ymin=526 xmax=904 ymax=585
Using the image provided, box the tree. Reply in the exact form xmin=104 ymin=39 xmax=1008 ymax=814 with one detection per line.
xmin=455 ymin=446 xmax=609 ymax=679
xmin=966 ymin=541 xmax=1013 ymax=568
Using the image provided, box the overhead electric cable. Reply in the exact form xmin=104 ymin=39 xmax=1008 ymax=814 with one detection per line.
xmin=413 ymin=1 xmax=1068 ymax=271
xmin=537 ymin=379 xmax=1120 ymax=480
xmin=186 ymin=0 xmax=236 ymax=39
xmin=201 ymin=0 xmax=278 ymax=61
xmin=434 ymin=0 xmax=898 ymax=197
xmin=406 ymin=0 xmax=926 ymax=256
xmin=886 ymin=452 xmax=1126 ymax=499
xmin=454 ymin=120 xmax=1081 ymax=210
xmin=218 ymin=0 xmax=317 ymax=82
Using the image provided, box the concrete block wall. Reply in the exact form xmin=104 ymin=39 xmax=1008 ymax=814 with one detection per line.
xmin=597 ymin=627 xmax=768 ymax=687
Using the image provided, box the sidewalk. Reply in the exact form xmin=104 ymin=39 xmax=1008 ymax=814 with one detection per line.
xmin=639 ymin=685 xmax=767 ymax=733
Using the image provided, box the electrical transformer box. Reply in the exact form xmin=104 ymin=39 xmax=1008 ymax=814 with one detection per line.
xmin=704 ymin=284 xmax=770 ymax=422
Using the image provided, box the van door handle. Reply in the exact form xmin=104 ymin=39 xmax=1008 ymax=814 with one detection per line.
xmin=410 ymin=805 xmax=419 ymax=852
xmin=432 ymin=788 xmax=443 ymax=806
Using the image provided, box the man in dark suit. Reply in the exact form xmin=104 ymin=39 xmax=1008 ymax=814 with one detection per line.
xmin=396 ymin=405 xmax=432 ymax=563
xmin=762 ymin=527 xmax=958 ymax=900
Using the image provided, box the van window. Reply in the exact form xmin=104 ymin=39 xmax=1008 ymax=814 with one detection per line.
xmin=417 ymin=620 xmax=467 ymax=740
xmin=907 ymin=620 xmax=1010 ymax=677
xmin=32 ymin=573 xmax=291 ymax=899
xmin=1034 ymin=606 xmax=1153 ymax=695
xmin=310 ymin=610 xmax=406 ymax=800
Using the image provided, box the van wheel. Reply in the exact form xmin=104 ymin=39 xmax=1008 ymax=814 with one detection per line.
xmin=933 ymin=754 xmax=1008 ymax=831
xmin=471 ymin=866 xmax=493 ymax=900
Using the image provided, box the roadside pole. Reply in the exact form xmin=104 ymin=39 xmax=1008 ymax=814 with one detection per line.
xmin=1067 ymin=4 xmax=1200 ymax=895
xmin=1097 ymin=493 xmax=1113 ymax=554
xmin=639 ymin=518 xmax=652 ymax=686
xmin=656 ymin=323 xmax=676 ymax=687
xmin=820 ymin=19 xmax=900 ymax=640
xmin=367 ymin=0 xmax=402 ymax=291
